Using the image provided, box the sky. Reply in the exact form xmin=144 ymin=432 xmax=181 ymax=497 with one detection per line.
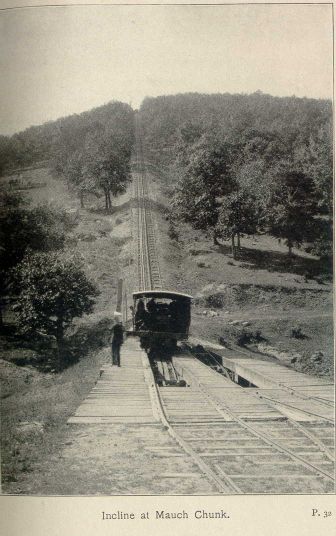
xmin=0 ymin=3 xmax=333 ymax=136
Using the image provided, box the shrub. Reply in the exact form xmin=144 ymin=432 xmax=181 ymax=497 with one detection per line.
xmin=290 ymin=326 xmax=306 ymax=339
xmin=12 ymin=251 xmax=99 ymax=368
xmin=235 ymin=328 xmax=265 ymax=346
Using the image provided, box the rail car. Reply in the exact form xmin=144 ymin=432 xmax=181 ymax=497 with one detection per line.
xmin=129 ymin=290 xmax=192 ymax=356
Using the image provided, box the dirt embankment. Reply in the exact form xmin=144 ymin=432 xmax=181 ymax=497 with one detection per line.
xmin=195 ymin=283 xmax=332 ymax=310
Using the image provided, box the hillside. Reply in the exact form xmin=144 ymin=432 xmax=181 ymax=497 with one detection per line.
xmin=0 ymin=92 xmax=333 ymax=492
xmin=137 ymin=93 xmax=333 ymax=378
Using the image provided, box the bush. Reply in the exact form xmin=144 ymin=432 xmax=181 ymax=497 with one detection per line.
xmin=310 ymin=238 xmax=332 ymax=262
xmin=290 ymin=326 xmax=307 ymax=339
xmin=12 ymin=251 xmax=99 ymax=368
xmin=67 ymin=317 xmax=111 ymax=357
xmin=235 ymin=328 xmax=265 ymax=346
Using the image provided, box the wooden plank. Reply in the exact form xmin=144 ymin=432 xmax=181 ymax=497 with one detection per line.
xmin=255 ymin=460 xmax=333 ymax=466
xmin=68 ymin=416 xmax=158 ymax=424
xmin=228 ymin=474 xmax=319 ymax=479
xmin=188 ymin=438 xmax=262 ymax=442
xmin=68 ymin=338 xmax=159 ymax=425
xmin=201 ymin=453 xmax=288 ymax=458
xmin=161 ymin=473 xmax=200 ymax=478
xmin=202 ymin=446 xmax=273 ymax=450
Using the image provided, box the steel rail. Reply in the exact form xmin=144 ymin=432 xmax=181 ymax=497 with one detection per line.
xmin=134 ymin=122 xmax=151 ymax=290
xmin=289 ymin=419 xmax=335 ymax=463
xmin=152 ymin=380 xmax=241 ymax=494
xmin=187 ymin=343 xmax=335 ymax=427
xmin=228 ymin=344 xmax=334 ymax=409
xmin=134 ymin=117 xmax=162 ymax=291
xmin=256 ymin=392 xmax=335 ymax=425
xmin=181 ymin=349 xmax=335 ymax=484
xmin=150 ymin=351 xmax=333 ymax=493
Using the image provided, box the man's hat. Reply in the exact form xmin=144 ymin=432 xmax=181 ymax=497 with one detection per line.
xmin=113 ymin=311 xmax=122 ymax=322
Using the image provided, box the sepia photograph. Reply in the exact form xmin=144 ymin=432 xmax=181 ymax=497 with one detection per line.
xmin=0 ymin=0 xmax=334 ymax=504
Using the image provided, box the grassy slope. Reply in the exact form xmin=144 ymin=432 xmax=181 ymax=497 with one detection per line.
xmin=1 ymin=166 xmax=134 ymax=490
xmin=1 ymin=347 xmax=110 ymax=491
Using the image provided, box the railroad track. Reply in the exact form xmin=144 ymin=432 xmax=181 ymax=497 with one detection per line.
xmin=133 ymin=118 xmax=335 ymax=494
xmin=134 ymin=117 xmax=162 ymax=291
xmin=152 ymin=353 xmax=335 ymax=494
xmin=187 ymin=342 xmax=335 ymax=422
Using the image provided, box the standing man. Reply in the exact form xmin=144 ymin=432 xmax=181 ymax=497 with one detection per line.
xmin=111 ymin=313 xmax=124 ymax=367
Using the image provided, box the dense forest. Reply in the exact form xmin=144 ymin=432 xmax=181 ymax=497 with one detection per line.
xmin=139 ymin=92 xmax=332 ymax=260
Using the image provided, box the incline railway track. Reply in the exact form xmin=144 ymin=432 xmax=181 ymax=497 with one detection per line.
xmin=133 ymin=118 xmax=335 ymax=494
xmin=152 ymin=354 xmax=335 ymax=494
xmin=134 ymin=116 xmax=162 ymax=291
xmin=187 ymin=342 xmax=335 ymax=422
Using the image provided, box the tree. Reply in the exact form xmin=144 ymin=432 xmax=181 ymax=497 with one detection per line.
xmin=53 ymin=104 xmax=134 ymax=212
xmin=12 ymin=252 xmax=99 ymax=367
xmin=173 ymin=138 xmax=236 ymax=244
xmin=267 ymin=168 xmax=317 ymax=255
xmin=174 ymin=121 xmax=205 ymax=167
xmin=216 ymin=190 xmax=260 ymax=258
xmin=296 ymin=123 xmax=333 ymax=218
xmin=84 ymin=128 xmax=132 ymax=211
xmin=0 ymin=202 xmax=74 ymax=274
xmin=63 ymin=150 xmax=97 ymax=208
xmin=49 ymin=102 xmax=134 ymax=211
xmin=0 ymin=195 xmax=76 ymax=327
xmin=173 ymin=173 xmax=220 ymax=238
xmin=222 ymin=159 xmax=270 ymax=253
xmin=0 ymin=135 xmax=13 ymax=176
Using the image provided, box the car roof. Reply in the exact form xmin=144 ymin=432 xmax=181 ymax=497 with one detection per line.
xmin=133 ymin=290 xmax=192 ymax=300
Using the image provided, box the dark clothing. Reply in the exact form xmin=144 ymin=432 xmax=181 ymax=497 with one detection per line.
xmin=112 ymin=341 xmax=121 ymax=366
xmin=135 ymin=312 xmax=148 ymax=330
xmin=146 ymin=299 xmax=156 ymax=314
xmin=135 ymin=299 xmax=147 ymax=330
xmin=111 ymin=323 xmax=123 ymax=343
xmin=111 ymin=323 xmax=123 ymax=366
xmin=146 ymin=299 xmax=157 ymax=330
